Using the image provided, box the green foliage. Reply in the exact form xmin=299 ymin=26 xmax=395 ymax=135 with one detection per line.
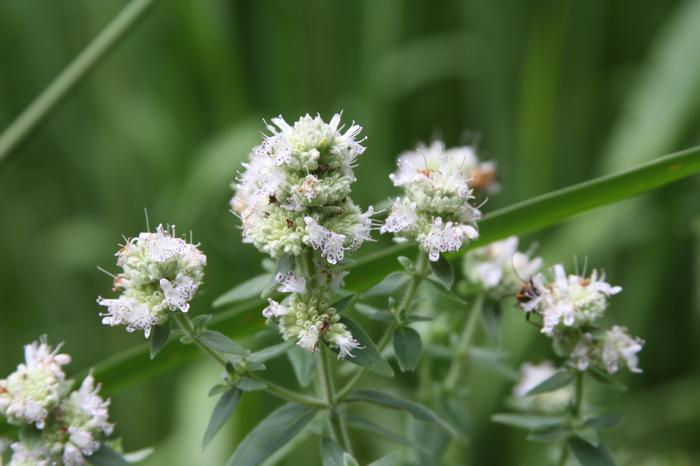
xmin=337 ymin=317 xmax=394 ymax=377
xmin=213 ymin=274 xmax=271 ymax=308
xmin=88 ymin=444 xmax=131 ymax=466
xmin=567 ymin=437 xmax=616 ymax=466
xmin=202 ymin=387 xmax=242 ymax=449
xmin=148 ymin=322 xmax=170 ymax=360
xmin=392 ymin=326 xmax=422 ymax=372
xmin=524 ymin=370 xmax=575 ymax=396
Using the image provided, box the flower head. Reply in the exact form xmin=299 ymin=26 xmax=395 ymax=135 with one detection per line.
xmin=98 ymin=224 xmax=206 ymax=338
xmin=381 ymin=141 xmax=485 ymax=261
xmin=232 ymin=113 xmax=374 ymax=264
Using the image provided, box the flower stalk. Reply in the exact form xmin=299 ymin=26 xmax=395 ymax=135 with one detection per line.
xmin=443 ymin=293 xmax=484 ymax=393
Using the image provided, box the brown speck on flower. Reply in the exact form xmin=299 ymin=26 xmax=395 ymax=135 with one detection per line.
xmin=469 ymin=165 xmax=499 ymax=191
xmin=286 ymin=219 xmax=294 ymax=228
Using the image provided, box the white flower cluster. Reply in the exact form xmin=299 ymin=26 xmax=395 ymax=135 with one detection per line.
xmin=517 ymin=264 xmax=644 ymax=374
xmin=381 ymin=141 xmax=486 ymax=261
xmin=97 ymin=224 xmax=206 ymax=338
xmin=262 ymin=270 xmax=361 ymax=359
xmin=231 ymin=113 xmax=374 ymax=264
xmin=0 ymin=340 xmax=113 ymax=466
xmin=462 ymin=236 xmax=542 ymax=298
xmin=512 ymin=361 xmax=572 ymax=413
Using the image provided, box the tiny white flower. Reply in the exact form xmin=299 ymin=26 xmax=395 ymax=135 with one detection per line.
xmin=97 ymin=296 xmax=161 ymax=339
xmin=159 ymin=274 xmax=198 ymax=313
xmin=297 ymin=326 xmax=320 ymax=352
xmin=275 ymin=272 xmax=307 ymax=293
xmin=304 ymin=217 xmax=347 ymax=264
xmin=332 ymin=333 xmax=362 ymax=359
xmin=601 ymin=326 xmax=644 ymax=374
xmin=262 ymin=299 xmax=289 ymax=319
xmin=422 ymin=217 xmax=478 ymax=262
xmin=380 ymin=198 xmax=418 ymax=234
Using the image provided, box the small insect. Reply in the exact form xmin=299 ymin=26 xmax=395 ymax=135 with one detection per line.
xmin=268 ymin=194 xmax=277 ymax=204
xmin=318 ymin=319 xmax=331 ymax=333
xmin=285 ymin=219 xmax=294 ymax=229
xmin=469 ymin=165 xmax=499 ymax=191
xmin=516 ymin=278 xmax=540 ymax=306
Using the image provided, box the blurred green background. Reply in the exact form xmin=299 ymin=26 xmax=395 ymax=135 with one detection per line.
xmin=2 ymin=0 xmax=700 ymax=465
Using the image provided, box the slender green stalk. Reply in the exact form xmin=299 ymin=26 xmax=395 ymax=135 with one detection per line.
xmin=317 ymin=345 xmax=352 ymax=453
xmin=557 ymin=447 xmax=569 ymax=466
xmin=0 ymin=0 xmax=160 ymax=162
xmin=173 ymin=313 xmax=326 ymax=409
xmin=337 ymin=252 xmax=430 ymax=400
xmin=557 ymin=371 xmax=585 ymax=466
xmin=443 ymin=294 xmax=484 ymax=393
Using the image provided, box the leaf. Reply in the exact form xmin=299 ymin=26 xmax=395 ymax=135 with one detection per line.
xmin=343 ymin=453 xmax=360 ymax=466
xmin=584 ymin=415 xmax=624 ymax=431
xmin=227 ymin=403 xmax=316 ymax=466
xmin=234 ymin=377 xmax=268 ymax=391
xmin=199 ymin=330 xmax=247 ymax=355
xmin=345 ymin=415 xmax=422 ymax=453
xmin=148 ymin=322 xmax=170 ymax=360
xmin=368 ymin=452 xmax=401 ymax=466
xmin=213 ymin=274 xmax=272 ymax=308
xmin=526 ymin=424 xmax=569 ymax=443
xmin=248 ymin=341 xmax=294 ymax=363
xmin=363 ymin=272 xmax=410 ymax=298
xmin=74 ymin=147 xmax=700 ymax=394
xmin=287 ymin=345 xmax=317 ymax=388
xmin=344 ymin=389 xmax=459 ymax=438
xmin=567 ymin=437 xmax=616 ymax=466
xmin=491 ymin=413 xmax=566 ymax=431
xmin=430 ymin=255 xmax=454 ymax=289
xmin=208 ymin=384 xmax=229 ymax=397
xmin=331 ymin=294 xmax=355 ymax=312
xmin=88 ymin=444 xmax=130 ymax=466
xmin=575 ymin=426 xmax=600 ymax=447
xmin=261 ymin=254 xmax=294 ymax=299
xmin=320 ymin=436 xmax=345 ymax=466
xmin=354 ymin=303 xmax=394 ymax=322
xmin=202 ymin=387 xmax=242 ymax=449
xmin=392 ymin=326 xmax=422 ymax=372
xmin=524 ymin=370 xmax=575 ymax=396
xmin=338 ymin=317 xmax=394 ymax=377
xmin=588 ymin=368 xmax=628 ymax=391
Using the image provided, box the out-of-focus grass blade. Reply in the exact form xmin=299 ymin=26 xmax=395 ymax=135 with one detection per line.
xmin=71 ymin=145 xmax=700 ymax=394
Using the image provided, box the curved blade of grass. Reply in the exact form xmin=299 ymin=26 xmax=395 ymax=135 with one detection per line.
xmin=74 ymin=145 xmax=700 ymax=394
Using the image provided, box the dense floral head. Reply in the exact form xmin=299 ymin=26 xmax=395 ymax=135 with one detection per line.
xmin=381 ymin=141 xmax=483 ymax=261
xmin=568 ymin=326 xmax=644 ymax=374
xmin=517 ymin=264 xmax=621 ymax=336
xmin=512 ymin=361 xmax=572 ymax=413
xmin=462 ymin=236 xmax=542 ymax=298
xmin=0 ymin=340 xmax=115 ymax=466
xmin=232 ymin=113 xmax=374 ymax=263
xmin=97 ymin=224 xmax=206 ymax=338
xmin=262 ymin=272 xmax=360 ymax=359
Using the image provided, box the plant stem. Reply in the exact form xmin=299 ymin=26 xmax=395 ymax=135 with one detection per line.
xmin=557 ymin=371 xmax=584 ymax=466
xmin=337 ymin=251 xmax=430 ymax=400
xmin=443 ymin=293 xmax=484 ymax=393
xmin=173 ymin=313 xmax=326 ymax=409
xmin=318 ymin=345 xmax=353 ymax=453
xmin=0 ymin=0 xmax=161 ymax=162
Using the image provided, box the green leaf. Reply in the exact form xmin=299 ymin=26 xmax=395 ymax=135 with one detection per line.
xmin=354 ymin=303 xmax=394 ymax=322
xmin=363 ymin=272 xmax=410 ymax=298
xmin=343 ymin=453 xmax=360 ymax=466
xmin=287 ymin=345 xmax=317 ymax=388
xmin=345 ymin=389 xmax=459 ymax=438
xmin=234 ymin=377 xmax=268 ymax=391
xmin=491 ymin=413 xmax=566 ymax=431
xmin=524 ymin=370 xmax=575 ymax=396
xmin=148 ymin=322 xmax=170 ymax=360
xmin=367 ymin=452 xmax=401 ymax=466
xmin=227 ymin=403 xmax=316 ymax=466
xmin=584 ymin=415 xmax=624 ymax=431
xmin=261 ymin=254 xmax=294 ymax=299
xmin=575 ymin=426 xmax=600 ymax=447
xmin=213 ymin=274 xmax=272 ymax=308
xmin=208 ymin=383 xmax=230 ymax=397
xmin=88 ymin=444 xmax=130 ymax=466
xmin=392 ymin=326 xmax=422 ymax=372
xmin=199 ymin=330 xmax=247 ymax=355
xmin=331 ymin=294 xmax=355 ymax=312
xmin=320 ymin=436 xmax=345 ymax=466
xmin=526 ymin=425 xmax=570 ymax=443
xmin=248 ymin=341 xmax=294 ymax=363
xmin=345 ymin=415 xmax=422 ymax=453
xmin=202 ymin=387 xmax=242 ymax=449
xmin=338 ymin=317 xmax=394 ymax=377
xmin=430 ymin=255 xmax=454 ymax=289
xmin=588 ymin=368 xmax=628 ymax=391
xmin=567 ymin=437 xmax=616 ymax=466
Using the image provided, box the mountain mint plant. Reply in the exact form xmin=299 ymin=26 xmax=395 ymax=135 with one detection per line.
xmin=0 ymin=112 xmax=650 ymax=466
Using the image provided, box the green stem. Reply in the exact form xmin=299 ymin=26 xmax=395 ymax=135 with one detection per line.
xmin=337 ymin=251 xmax=430 ymax=400
xmin=558 ymin=371 xmax=584 ymax=466
xmin=557 ymin=447 xmax=569 ymax=466
xmin=0 ymin=0 xmax=161 ymax=162
xmin=173 ymin=313 xmax=325 ymax=409
xmin=318 ymin=345 xmax=353 ymax=453
xmin=443 ymin=294 xmax=484 ymax=393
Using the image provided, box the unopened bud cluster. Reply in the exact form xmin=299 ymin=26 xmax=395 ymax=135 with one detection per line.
xmin=381 ymin=141 xmax=487 ymax=261
xmin=517 ymin=264 xmax=644 ymax=374
xmin=462 ymin=236 xmax=542 ymax=299
xmin=0 ymin=339 xmax=113 ymax=466
xmin=97 ymin=224 xmax=206 ymax=338
xmin=233 ymin=114 xmax=371 ymax=357
xmin=231 ymin=113 xmax=374 ymax=264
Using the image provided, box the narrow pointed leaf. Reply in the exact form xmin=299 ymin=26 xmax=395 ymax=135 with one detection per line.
xmin=320 ymin=436 xmax=345 ymax=466
xmin=392 ymin=326 xmax=422 ymax=372
xmin=213 ymin=274 xmax=272 ymax=308
xmin=227 ymin=403 xmax=316 ymax=466
xmin=363 ymin=272 xmax=410 ymax=297
xmin=148 ymin=322 xmax=170 ymax=360
xmin=345 ymin=389 xmax=459 ymax=438
xmin=584 ymin=415 xmax=624 ymax=431
xmin=338 ymin=317 xmax=394 ymax=377
xmin=491 ymin=413 xmax=566 ymax=431
xmin=234 ymin=377 xmax=267 ymax=391
xmin=248 ymin=341 xmax=294 ymax=363
xmin=355 ymin=303 xmax=394 ymax=322
xmin=87 ymin=444 xmax=130 ymax=466
xmin=567 ymin=437 xmax=616 ymax=466
xmin=199 ymin=330 xmax=247 ymax=355
xmin=202 ymin=387 xmax=242 ymax=449
xmin=287 ymin=346 xmax=317 ymax=387
xmin=331 ymin=294 xmax=355 ymax=312
xmin=430 ymin=255 xmax=454 ymax=289
xmin=524 ymin=370 xmax=575 ymax=396
xmin=368 ymin=452 xmax=401 ymax=466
